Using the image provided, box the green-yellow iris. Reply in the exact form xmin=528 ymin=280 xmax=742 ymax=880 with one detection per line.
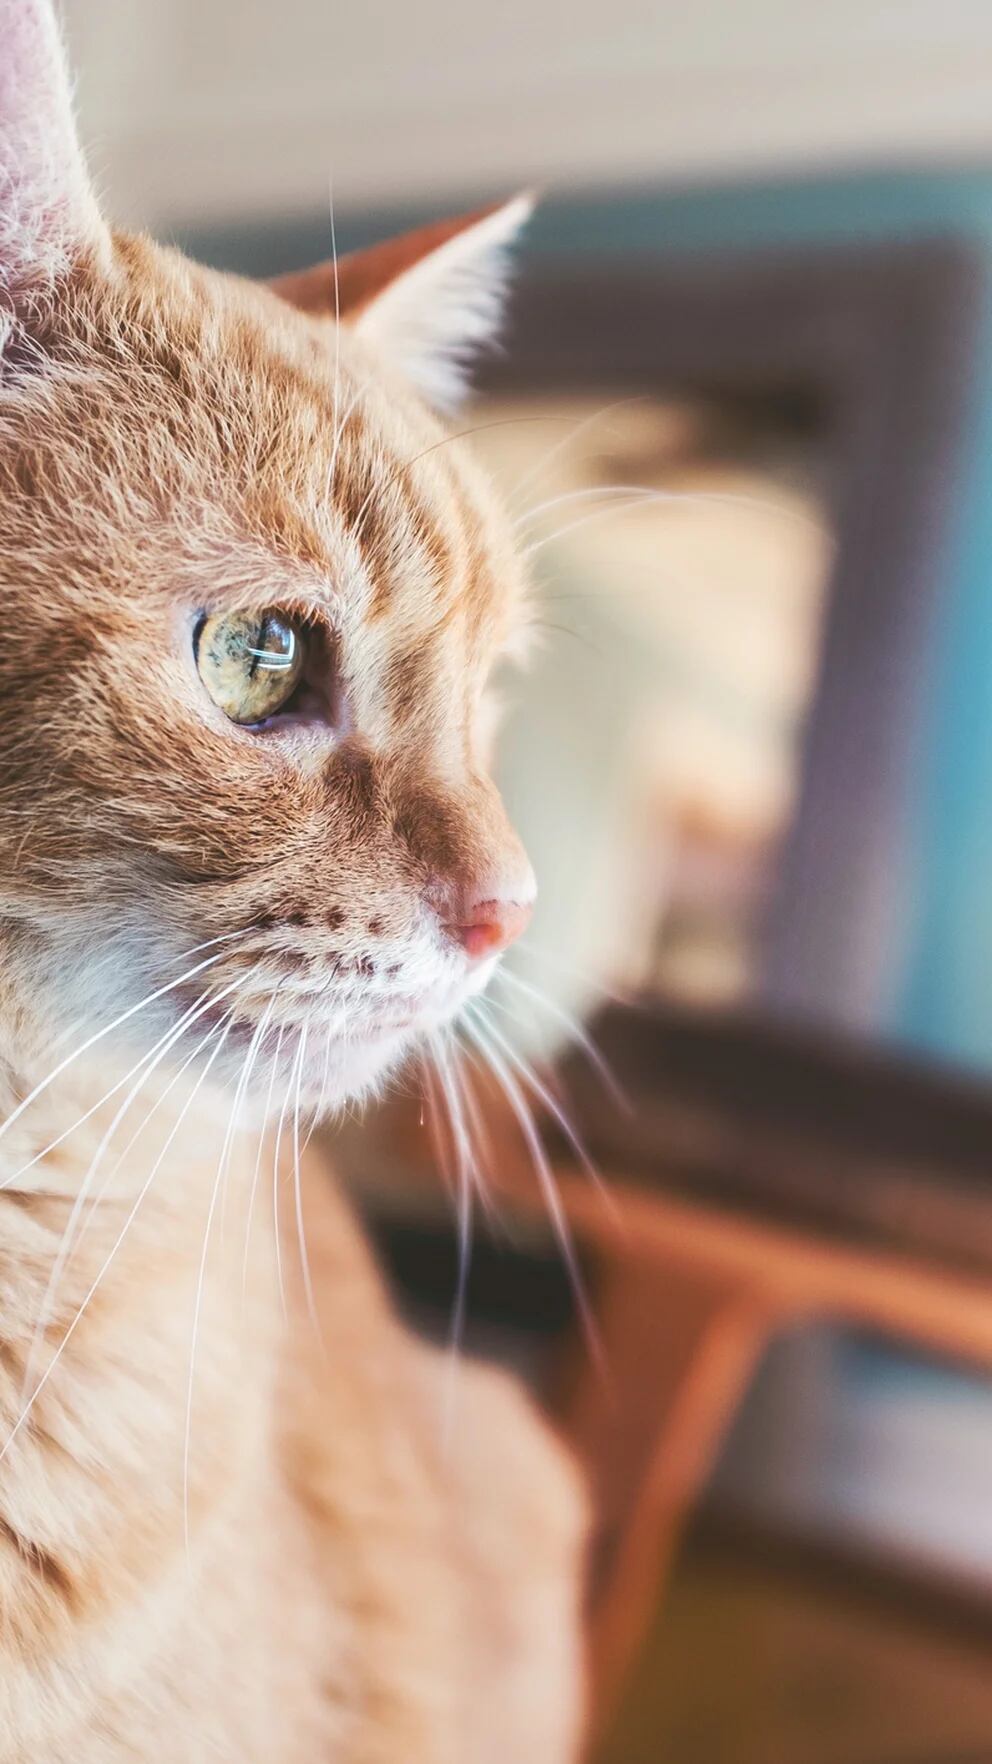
xmin=196 ymin=610 xmax=306 ymax=725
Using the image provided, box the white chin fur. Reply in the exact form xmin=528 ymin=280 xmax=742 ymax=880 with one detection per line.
xmin=213 ymin=1026 xmax=415 ymax=1128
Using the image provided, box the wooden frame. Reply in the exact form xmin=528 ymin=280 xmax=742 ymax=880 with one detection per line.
xmin=478 ymin=240 xmax=983 ymax=1041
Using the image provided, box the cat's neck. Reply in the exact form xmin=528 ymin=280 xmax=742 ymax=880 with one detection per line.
xmin=0 ymin=1052 xmax=284 ymax=1660
xmin=0 ymin=1048 xmax=281 ymax=1367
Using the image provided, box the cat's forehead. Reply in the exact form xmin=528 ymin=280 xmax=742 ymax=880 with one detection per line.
xmin=78 ymin=236 xmax=526 ymax=658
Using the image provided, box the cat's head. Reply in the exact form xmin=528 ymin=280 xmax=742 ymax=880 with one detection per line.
xmin=0 ymin=1 xmax=536 ymax=1110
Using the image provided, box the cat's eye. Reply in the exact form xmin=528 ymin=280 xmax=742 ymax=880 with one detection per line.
xmin=195 ymin=610 xmax=307 ymax=726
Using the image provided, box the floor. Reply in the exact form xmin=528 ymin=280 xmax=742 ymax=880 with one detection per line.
xmin=597 ymin=1521 xmax=992 ymax=1764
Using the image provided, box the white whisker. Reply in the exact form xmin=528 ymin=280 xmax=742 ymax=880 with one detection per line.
xmin=291 ymin=1024 xmax=322 ymax=1347
xmin=508 ymin=395 xmax=647 ymax=509
xmin=470 ymin=1000 xmax=618 ymax=1222
xmin=516 ymin=482 xmax=671 ymax=531
xmin=445 ymin=1048 xmax=497 ymax=1225
xmin=428 ymin=1028 xmax=476 ymax=1448
xmin=524 ymin=479 xmax=819 ymax=558
xmin=300 ymin=1023 xmax=334 ymax=1156
xmin=2 ymin=970 xmax=248 ymax=1192
xmin=515 ymin=936 xmax=623 ymax=1005
xmin=459 ymin=1011 xmax=602 ymax=1363
xmin=21 ymin=1009 xmax=225 ymax=1405
xmin=216 ymin=991 xmax=272 ymax=1245
xmin=419 ymin=1052 xmax=458 ymax=1212
xmin=492 ymin=968 xmax=627 ymax=1109
xmin=326 ymin=375 xmax=369 ymax=510
xmin=351 ymin=416 xmax=562 ymax=554
xmin=242 ymin=1015 xmax=284 ymax=1299
xmin=17 ymin=972 xmax=256 ymax=1404
xmin=0 ymin=944 xmax=238 ymax=1153
xmin=523 ymin=493 xmax=670 ymax=556
xmin=47 ymin=925 xmax=252 ymax=1057
xmin=328 ymin=174 xmax=342 ymax=465
xmin=270 ymin=1032 xmax=299 ymax=1318
xmin=183 ymin=1009 xmax=255 ymax=1555
xmin=0 ymin=1010 xmax=238 ymax=1468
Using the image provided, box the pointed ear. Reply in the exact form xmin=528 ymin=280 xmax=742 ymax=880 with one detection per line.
xmin=269 ymin=195 xmax=534 ymax=411
xmin=0 ymin=0 xmax=106 ymax=303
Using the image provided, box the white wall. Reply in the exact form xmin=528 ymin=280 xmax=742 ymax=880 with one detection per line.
xmin=62 ymin=0 xmax=992 ymax=230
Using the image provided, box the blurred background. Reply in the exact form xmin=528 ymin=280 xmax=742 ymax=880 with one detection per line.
xmin=62 ymin=3 xmax=992 ymax=1759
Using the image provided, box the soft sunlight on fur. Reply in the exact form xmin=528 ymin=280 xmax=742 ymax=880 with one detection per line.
xmin=0 ymin=3 xmax=587 ymax=1758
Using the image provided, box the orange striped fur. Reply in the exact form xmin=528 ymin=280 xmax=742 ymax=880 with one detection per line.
xmin=0 ymin=4 xmax=586 ymax=1758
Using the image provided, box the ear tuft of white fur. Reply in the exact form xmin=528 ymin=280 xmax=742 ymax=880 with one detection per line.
xmin=0 ymin=0 xmax=104 ymax=296
xmin=354 ymin=194 xmax=535 ymax=412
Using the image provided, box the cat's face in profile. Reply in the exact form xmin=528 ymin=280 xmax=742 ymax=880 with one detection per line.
xmin=0 ymin=8 xmax=535 ymax=1110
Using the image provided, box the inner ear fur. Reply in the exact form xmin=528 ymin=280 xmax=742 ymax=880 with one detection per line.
xmin=267 ymin=202 xmax=510 ymax=322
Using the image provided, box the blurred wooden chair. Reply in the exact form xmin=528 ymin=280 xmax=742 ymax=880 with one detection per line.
xmin=328 ymin=997 xmax=992 ymax=1748
xmin=534 ymin=1002 xmax=992 ymax=1738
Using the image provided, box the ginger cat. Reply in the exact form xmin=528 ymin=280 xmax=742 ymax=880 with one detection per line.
xmin=0 ymin=3 xmax=587 ymax=1757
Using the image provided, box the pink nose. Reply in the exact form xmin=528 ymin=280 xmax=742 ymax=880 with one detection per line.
xmin=446 ymin=896 xmax=533 ymax=961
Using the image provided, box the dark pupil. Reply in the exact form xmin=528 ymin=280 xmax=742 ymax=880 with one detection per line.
xmin=247 ymin=615 xmax=294 ymax=678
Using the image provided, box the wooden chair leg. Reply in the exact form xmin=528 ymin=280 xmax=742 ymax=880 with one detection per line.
xmin=554 ymin=1256 xmax=778 ymax=1732
xmin=536 ymin=1170 xmax=992 ymax=1752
